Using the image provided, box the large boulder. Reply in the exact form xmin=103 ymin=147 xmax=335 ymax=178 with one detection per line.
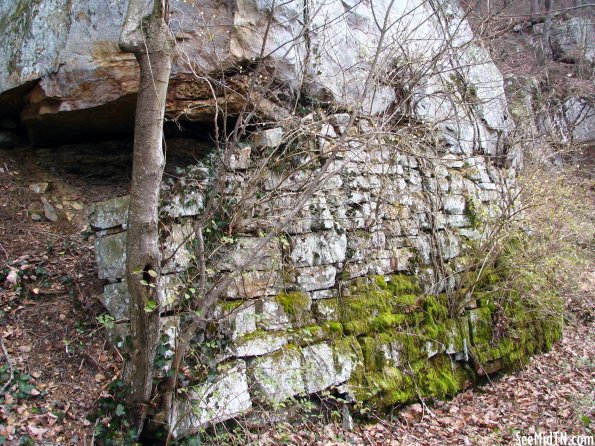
xmin=0 ymin=0 xmax=512 ymax=153
xmin=550 ymin=16 xmax=595 ymax=65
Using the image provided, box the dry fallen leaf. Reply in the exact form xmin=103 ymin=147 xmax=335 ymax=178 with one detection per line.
xmin=94 ymin=373 xmax=105 ymax=382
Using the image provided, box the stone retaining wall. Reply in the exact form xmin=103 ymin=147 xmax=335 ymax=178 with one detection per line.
xmin=90 ymin=117 xmax=559 ymax=439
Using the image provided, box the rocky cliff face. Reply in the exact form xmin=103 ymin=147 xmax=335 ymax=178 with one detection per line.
xmin=1 ymin=0 xmax=512 ymax=155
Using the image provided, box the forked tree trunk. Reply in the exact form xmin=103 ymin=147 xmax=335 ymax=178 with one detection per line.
xmin=119 ymin=0 xmax=173 ymax=421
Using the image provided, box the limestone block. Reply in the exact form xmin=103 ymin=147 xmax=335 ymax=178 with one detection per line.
xmin=442 ymin=155 xmax=465 ymax=169
xmin=317 ymin=124 xmax=337 ymax=154
xmin=219 ymin=237 xmax=282 ymax=272
xmin=161 ymin=223 xmax=195 ymax=274
xmin=214 ymin=301 xmax=258 ymax=341
xmin=89 ymin=196 xmax=129 ymax=230
xmin=459 ymin=228 xmax=481 ymax=240
xmin=330 ymin=113 xmax=351 ymax=134
xmin=303 ymin=343 xmax=337 ymax=393
xmin=249 ymin=348 xmax=305 ymax=405
xmin=382 ymin=247 xmax=415 ymax=272
xmin=259 ymin=298 xmax=293 ymax=331
xmin=100 ymin=282 xmax=129 ymax=319
xmin=366 ymin=147 xmax=392 ymax=164
xmin=367 ymin=257 xmax=394 ymax=275
xmin=438 ymin=232 xmax=461 ymax=260
xmin=443 ymin=194 xmax=466 ymax=215
xmin=251 ymin=127 xmax=283 ymax=148
xmin=232 ymin=331 xmax=288 ymax=357
xmin=438 ymin=177 xmax=450 ymax=192
xmin=411 ymin=234 xmax=432 ymax=265
xmin=333 ymin=338 xmax=364 ymax=384
xmin=225 ymin=270 xmax=282 ymax=299
xmin=346 ymin=231 xmax=386 ymax=261
xmin=159 ymin=190 xmax=204 ymax=219
xmin=342 ymin=262 xmax=371 ymax=280
xmin=100 ymin=274 xmax=181 ymax=320
xmin=366 ymin=163 xmax=402 ymax=175
xmin=449 ymin=173 xmax=464 ymax=194
xmin=550 ymin=17 xmax=595 ymax=64
xmin=478 ymin=189 xmax=500 ymax=203
xmin=465 ymin=166 xmax=492 ymax=183
xmin=445 ymin=214 xmax=471 ymax=228
xmin=312 ymin=298 xmax=339 ymax=321
xmin=310 ymin=289 xmax=336 ymax=301
xmin=95 ymin=232 xmax=126 ymax=280
xmin=169 ymin=361 xmax=252 ymax=439
xmin=296 ymin=265 xmax=337 ymax=291
xmin=477 ymin=182 xmax=497 ymax=191
xmin=229 ymin=145 xmax=252 ymax=170
xmin=400 ymin=219 xmax=420 ymax=236
xmin=446 ymin=318 xmax=470 ymax=356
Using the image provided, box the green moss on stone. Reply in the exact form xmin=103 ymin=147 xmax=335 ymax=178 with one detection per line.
xmin=275 ymin=291 xmax=311 ymax=324
xmin=321 ymin=321 xmax=344 ymax=336
xmin=386 ymin=274 xmax=420 ymax=294
xmin=423 ymin=294 xmax=449 ymax=322
xmin=276 ymin=291 xmax=310 ymax=316
xmin=394 ymin=293 xmax=418 ymax=309
xmin=220 ymin=299 xmax=243 ymax=312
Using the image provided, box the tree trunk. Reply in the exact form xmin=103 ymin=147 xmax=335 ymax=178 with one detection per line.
xmin=119 ymin=0 xmax=174 ymax=425
xmin=530 ymin=0 xmax=538 ymax=21
xmin=543 ymin=0 xmax=553 ymax=54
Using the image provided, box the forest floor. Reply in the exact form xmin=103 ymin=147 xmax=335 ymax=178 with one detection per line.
xmin=0 ymin=141 xmax=592 ymax=446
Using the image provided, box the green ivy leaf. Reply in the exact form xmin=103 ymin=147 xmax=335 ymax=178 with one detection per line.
xmin=144 ymin=300 xmax=157 ymax=313
xmin=115 ymin=404 xmax=126 ymax=417
xmin=147 ymin=269 xmax=158 ymax=278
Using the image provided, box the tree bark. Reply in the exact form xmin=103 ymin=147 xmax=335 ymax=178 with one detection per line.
xmin=119 ymin=0 xmax=173 ymax=422
xmin=530 ymin=0 xmax=539 ymax=21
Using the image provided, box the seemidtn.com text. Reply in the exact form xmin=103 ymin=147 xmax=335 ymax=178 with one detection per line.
xmin=516 ymin=432 xmax=594 ymax=446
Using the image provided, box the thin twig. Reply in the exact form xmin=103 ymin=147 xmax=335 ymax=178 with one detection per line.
xmin=0 ymin=337 xmax=14 ymax=395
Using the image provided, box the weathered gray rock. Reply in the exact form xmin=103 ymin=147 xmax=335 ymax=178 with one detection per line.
xmin=249 ymin=348 xmax=304 ymax=405
xmin=41 ymin=197 xmax=58 ymax=222
xmin=225 ymin=270 xmax=282 ymax=299
xmin=220 ymin=237 xmax=282 ymax=272
xmin=217 ymin=301 xmax=258 ymax=341
xmin=550 ymin=17 xmax=595 ymax=64
xmin=170 ymin=360 xmax=252 ymax=439
xmin=89 ymin=196 xmax=129 ymax=230
xmin=251 ymin=128 xmax=283 ymax=149
xmin=296 ymin=265 xmax=337 ymax=291
xmin=229 ymin=145 xmax=252 ymax=170
xmin=312 ymin=298 xmax=339 ymax=321
xmin=95 ymin=232 xmax=126 ymax=280
xmin=233 ymin=331 xmax=288 ymax=358
xmin=291 ymin=232 xmax=347 ymax=267
xmin=259 ymin=298 xmax=293 ymax=331
xmin=100 ymin=274 xmax=182 ymax=320
xmin=303 ymin=343 xmax=338 ymax=393
xmin=443 ymin=195 xmax=466 ymax=215
xmin=332 ymin=338 xmax=363 ymax=384
xmin=161 ymin=223 xmax=195 ymax=274
xmin=28 ymin=183 xmax=49 ymax=194
xmin=563 ymin=96 xmax=595 ymax=143
xmin=95 ymin=222 xmax=193 ymax=279
xmin=159 ymin=190 xmax=204 ymax=219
